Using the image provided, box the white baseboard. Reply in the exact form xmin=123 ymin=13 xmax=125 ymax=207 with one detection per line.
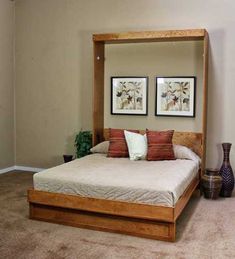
xmin=0 ymin=165 xmax=45 ymax=174
xmin=0 ymin=166 xmax=16 ymax=174
xmin=15 ymin=166 xmax=45 ymax=172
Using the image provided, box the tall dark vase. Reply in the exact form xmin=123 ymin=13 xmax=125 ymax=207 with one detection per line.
xmin=219 ymin=143 xmax=235 ymax=197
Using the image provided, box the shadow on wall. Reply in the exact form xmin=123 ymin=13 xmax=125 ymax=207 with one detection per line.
xmin=64 ymin=133 xmax=77 ymax=159
xmin=78 ymin=30 xmax=94 ymax=131
xmin=207 ymin=28 xmax=225 ymax=169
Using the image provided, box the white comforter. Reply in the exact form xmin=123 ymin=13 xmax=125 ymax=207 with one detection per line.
xmin=33 ymin=154 xmax=199 ymax=207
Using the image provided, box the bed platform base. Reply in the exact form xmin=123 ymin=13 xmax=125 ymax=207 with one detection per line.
xmin=29 ymin=203 xmax=176 ymax=241
xmin=28 ymin=176 xmax=199 ymax=242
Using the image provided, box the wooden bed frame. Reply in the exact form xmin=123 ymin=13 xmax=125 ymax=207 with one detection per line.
xmin=28 ymin=29 xmax=208 ymax=242
xmin=28 ymin=130 xmax=202 ymax=242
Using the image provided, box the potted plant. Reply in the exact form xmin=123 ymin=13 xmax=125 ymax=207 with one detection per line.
xmin=75 ymin=130 xmax=92 ymax=158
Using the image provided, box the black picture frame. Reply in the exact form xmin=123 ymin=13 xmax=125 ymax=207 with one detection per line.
xmin=111 ymin=76 xmax=148 ymax=115
xmin=155 ymin=76 xmax=196 ymax=117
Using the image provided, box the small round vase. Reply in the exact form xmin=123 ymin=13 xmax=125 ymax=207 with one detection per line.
xmin=63 ymin=154 xmax=73 ymax=163
xmin=219 ymin=143 xmax=235 ymax=197
xmin=202 ymin=168 xmax=222 ymax=199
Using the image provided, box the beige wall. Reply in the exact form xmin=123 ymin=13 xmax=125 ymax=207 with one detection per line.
xmin=15 ymin=0 xmax=235 ymax=169
xmin=105 ymin=41 xmax=203 ymax=131
xmin=15 ymin=0 xmax=83 ymax=168
xmin=0 ymin=0 xmax=14 ymax=169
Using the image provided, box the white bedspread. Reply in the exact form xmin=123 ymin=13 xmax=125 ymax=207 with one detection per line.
xmin=33 ymin=154 xmax=199 ymax=207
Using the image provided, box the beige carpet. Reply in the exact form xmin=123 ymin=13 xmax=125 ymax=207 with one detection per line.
xmin=0 ymin=171 xmax=235 ymax=259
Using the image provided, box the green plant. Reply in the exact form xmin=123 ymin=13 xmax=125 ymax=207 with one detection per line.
xmin=75 ymin=131 xmax=92 ymax=158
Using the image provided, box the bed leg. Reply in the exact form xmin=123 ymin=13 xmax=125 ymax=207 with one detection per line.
xmin=169 ymin=223 xmax=176 ymax=242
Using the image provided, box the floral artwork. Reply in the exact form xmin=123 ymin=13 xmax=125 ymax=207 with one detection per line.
xmin=111 ymin=77 xmax=148 ymax=115
xmin=156 ymin=77 xmax=196 ymax=117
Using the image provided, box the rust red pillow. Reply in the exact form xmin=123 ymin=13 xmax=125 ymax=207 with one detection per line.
xmin=107 ymin=128 xmax=139 ymax=158
xmin=146 ymin=129 xmax=175 ymax=161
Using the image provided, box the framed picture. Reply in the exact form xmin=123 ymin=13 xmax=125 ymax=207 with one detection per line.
xmin=111 ymin=77 xmax=148 ymax=115
xmin=155 ymin=76 xmax=196 ymax=117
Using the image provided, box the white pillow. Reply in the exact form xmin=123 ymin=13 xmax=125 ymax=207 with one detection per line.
xmin=173 ymin=144 xmax=201 ymax=165
xmin=124 ymin=130 xmax=147 ymax=161
xmin=90 ymin=141 xmax=109 ymax=154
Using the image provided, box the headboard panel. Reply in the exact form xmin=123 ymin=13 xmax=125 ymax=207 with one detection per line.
xmin=103 ymin=128 xmax=203 ymax=158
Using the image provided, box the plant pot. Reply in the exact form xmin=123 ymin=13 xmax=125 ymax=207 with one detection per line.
xmin=63 ymin=154 xmax=73 ymax=163
xmin=202 ymin=168 xmax=222 ymax=199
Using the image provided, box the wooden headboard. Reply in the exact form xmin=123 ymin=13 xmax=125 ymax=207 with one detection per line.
xmin=103 ymin=128 xmax=203 ymax=159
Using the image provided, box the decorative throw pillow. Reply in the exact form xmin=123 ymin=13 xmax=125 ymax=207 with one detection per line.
xmin=124 ymin=130 xmax=147 ymax=161
xmin=146 ymin=129 xmax=175 ymax=161
xmin=107 ymin=128 xmax=139 ymax=158
xmin=90 ymin=141 xmax=109 ymax=154
xmin=173 ymin=144 xmax=201 ymax=165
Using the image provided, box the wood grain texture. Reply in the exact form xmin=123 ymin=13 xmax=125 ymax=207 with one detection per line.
xmin=29 ymin=203 xmax=176 ymax=242
xmin=201 ymin=31 xmax=209 ymax=175
xmin=174 ymin=176 xmax=200 ymax=220
xmin=93 ymin=29 xmax=206 ymax=43
xmin=93 ymin=42 xmax=105 ymax=146
xmin=28 ymin=175 xmax=198 ymax=242
xmin=173 ymin=132 xmax=203 ymax=158
xmin=28 ymin=189 xmax=174 ymax=222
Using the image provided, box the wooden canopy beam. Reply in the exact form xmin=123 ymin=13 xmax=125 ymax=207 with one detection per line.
xmin=93 ymin=29 xmax=206 ymax=43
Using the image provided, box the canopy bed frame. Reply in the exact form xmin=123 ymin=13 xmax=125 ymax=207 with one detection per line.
xmin=28 ymin=29 xmax=208 ymax=242
xmin=93 ymin=28 xmax=209 ymax=174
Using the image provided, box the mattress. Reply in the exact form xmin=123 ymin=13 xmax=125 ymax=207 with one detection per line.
xmin=33 ymin=154 xmax=199 ymax=207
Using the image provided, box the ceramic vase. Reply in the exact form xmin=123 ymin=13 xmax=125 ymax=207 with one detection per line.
xmin=219 ymin=143 xmax=234 ymax=197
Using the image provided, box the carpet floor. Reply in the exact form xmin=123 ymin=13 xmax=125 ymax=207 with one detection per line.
xmin=0 ymin=171 xmax=235 ymax=259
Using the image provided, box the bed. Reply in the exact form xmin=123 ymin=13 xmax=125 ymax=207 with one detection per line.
xmin=28 ymin=129 xmax=203 ymax=242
